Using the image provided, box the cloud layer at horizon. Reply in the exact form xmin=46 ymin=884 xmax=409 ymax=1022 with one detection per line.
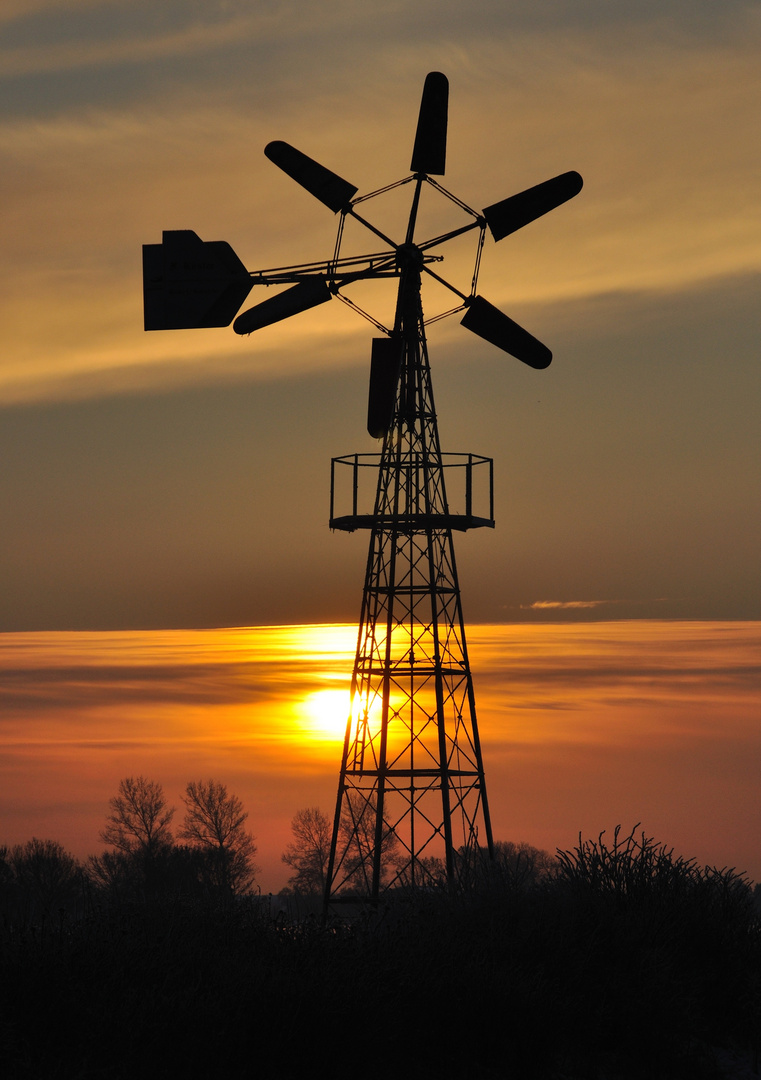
xmin=2 ymin=621 xmax=759 ymax=892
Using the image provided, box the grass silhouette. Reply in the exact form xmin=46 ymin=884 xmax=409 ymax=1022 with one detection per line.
xmin=1 ymin=827 xmax=758 ymax=1078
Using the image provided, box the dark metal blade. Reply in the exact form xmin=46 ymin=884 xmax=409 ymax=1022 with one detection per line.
xmin=143 ymin=230 xmax=253 ymax=330
xmin=367 ymin=336 xmax=403 ymax=438
xmin=264 ymin=141 xmax=358 ymax=213
xmin=410 ymin=71 xmax=448 ymax=175
xmin=483 ymin=171 xmax=583 ymax=242
xmin=461 ymin=296 xmax=552 ymax=369
xmin=233 ymin=279 xmax=331 ymax=335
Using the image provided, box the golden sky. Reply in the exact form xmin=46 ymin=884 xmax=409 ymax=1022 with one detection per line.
xmin=0 ymin=0 xmax=759 ymax=629
xmin=2 ymin=621 xmax=759 ymax=891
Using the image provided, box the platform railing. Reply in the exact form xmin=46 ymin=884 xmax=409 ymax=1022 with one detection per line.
xmin=329 ymin=452 xmax=494 ymax=532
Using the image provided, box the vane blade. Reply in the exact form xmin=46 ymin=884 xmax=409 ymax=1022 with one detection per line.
xmin=483 ymin=171 xmax=583 ymax=242
xmin=367 ymin=336 xmax=403 ymax=438
xmin=410 ymin=71 xmax=449 ymax=175
xmin=264 ymin=141 xmax=358 ymax=213
xmin=233 ymin=279 xmax=331 ymax=335
xmin=461 ymin=296 xmax=552 ymax=369
xmin=143 ymin=230 xmax=253 ymax=330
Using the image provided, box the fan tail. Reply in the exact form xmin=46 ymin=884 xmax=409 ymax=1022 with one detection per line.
xmin=143 ymin=230 xmax=253 ymax=330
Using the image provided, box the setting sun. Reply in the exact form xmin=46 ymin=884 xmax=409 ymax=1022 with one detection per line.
xmin=299 ymin=688 xmax=351 ymax=741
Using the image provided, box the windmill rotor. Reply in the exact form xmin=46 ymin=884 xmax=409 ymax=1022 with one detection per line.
xmin=144 ymin=71 xmax=582 ymax=408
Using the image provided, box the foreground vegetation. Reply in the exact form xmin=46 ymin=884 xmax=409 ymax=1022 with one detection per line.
xmin=1 ymin=827 xmax=759 ymax=1079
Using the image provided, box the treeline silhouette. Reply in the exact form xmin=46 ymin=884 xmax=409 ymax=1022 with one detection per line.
xmin=1 ymin=782 xmax=759 ymax=1078
xmin=0 ymin=775 xmax=258 ymax=920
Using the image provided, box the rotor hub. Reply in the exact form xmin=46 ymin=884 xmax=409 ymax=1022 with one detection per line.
xmin=395 ymin=243 xmax=425 ymax=271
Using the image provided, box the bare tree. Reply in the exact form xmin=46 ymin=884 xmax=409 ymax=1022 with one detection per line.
xmin=457 ymin=838 xmax=557 ymax=890
xmin=100 ymin=776 xmax=175 ymax=858
xmin=9 ymin=838 xmax=82 ymax=917
xmin=492 ymin=839 xmax=557 ymax=883
xmin=282 ymin=807 xmax=332 ymax=895
xmin=179 ymin=780 xmax=257 ymax=894
xmin=330 ymin=790 xmax=400 ymax=894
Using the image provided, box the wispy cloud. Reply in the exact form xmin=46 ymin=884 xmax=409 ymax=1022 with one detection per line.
xmin=0 ymin=0 xmax=116 ymax=25
xmin=514 ymin=600 xmax=677 ymax=617
xmin=0 ymin=15 xmax=265 ymax=79
xmin=521 ymin=600 xmax=616 ymax=610
xmin=2 ymin=7 xmax=760 ymax=402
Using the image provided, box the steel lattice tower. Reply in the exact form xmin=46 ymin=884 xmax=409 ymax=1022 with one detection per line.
xmin=325 ymin=251 xmax=495 ymax=902
xmin=142 ymin=71 xmax=581 ymax=908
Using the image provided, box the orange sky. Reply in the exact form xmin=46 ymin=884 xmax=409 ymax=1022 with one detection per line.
xmin=2 ymin=620 xmax=759 ymax=892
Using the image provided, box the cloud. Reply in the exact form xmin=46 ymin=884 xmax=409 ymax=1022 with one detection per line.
xmin=517 ymin=599 xmax=679 ymax=613
xmin=0 ymin=14 xmax=266 ymax=80
xmin=0 ymin=0 xmax=118 ymax=26
xmin=521 ymin=600 xmax=616 ymax=610
xmin=0 ymin=626 xmax=358 ymax=722
xmin=1 ymin=4 xmax=760 ymax=403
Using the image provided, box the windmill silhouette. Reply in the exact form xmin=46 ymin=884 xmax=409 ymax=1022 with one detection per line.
xmin=143 ymin=72 xmax=582 ymax=907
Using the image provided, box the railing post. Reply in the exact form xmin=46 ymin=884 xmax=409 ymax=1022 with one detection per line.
xmin=465 ymin=454 xmax=473 ymax=520
xmin=489 ymin=457 xmax=494 ymax=522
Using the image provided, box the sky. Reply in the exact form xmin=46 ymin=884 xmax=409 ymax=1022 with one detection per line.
xmin=3 ymin=621 xmax=760 ymax=892
xmin=1 ymin=0 xmax=759 ymax=630
xmin=1 ymin=3 xmax=760 ymax=885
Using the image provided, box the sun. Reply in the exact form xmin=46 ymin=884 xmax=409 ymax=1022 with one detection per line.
xmin=300 ymin=688 xmax=351 ymax=741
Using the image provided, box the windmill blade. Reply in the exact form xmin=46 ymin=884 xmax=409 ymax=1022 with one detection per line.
xmin=461 ymin=296 xmax=552 ymax=369
xmin=233 ymin=278 xmax=331 ymax=335
xmin=265 ymin=141 xmax=358 ymax=213
xmin=410 ymin=71 xmax=449 ymax=176
xmin=367 ymin=336 xmax=403 ymax=438
xmin=483 ymin=171 xmax=583 ymax=242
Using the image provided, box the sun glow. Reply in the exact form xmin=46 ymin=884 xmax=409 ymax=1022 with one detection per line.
xmin=299 ymin=688 xmax=351 ymax=741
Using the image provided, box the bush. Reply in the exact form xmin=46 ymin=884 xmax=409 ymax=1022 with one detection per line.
xmin=542 ymin=826 xmax=760 ymax=1073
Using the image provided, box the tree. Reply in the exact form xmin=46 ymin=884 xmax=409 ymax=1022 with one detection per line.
xmin=492 ymin=839 xmax=556 ymax=883
xmin=457 ymin=838 xmax=557 ymax=890
xmin=96 ymin=777 xmax=176 ymax=901
xmin=100 ymin=776 xmax=175 ymax=858
xmin=8 ymin=838 xmax=82 ymax=918
xmin=0 ymin=845 xmax=10 ymax=890
xmin=330 ymin=791 xmax=400 ymax=894
xmin=88 ymin=843 xmax=216 ymax=904
xmin=179 ymin=779 xmax=258 ymax=895
xmin=282 ymin=807 xmax=332 ymax=895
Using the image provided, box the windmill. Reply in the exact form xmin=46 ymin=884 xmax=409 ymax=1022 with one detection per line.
xmin=143 ymin=72 xmax=582 ymax=907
